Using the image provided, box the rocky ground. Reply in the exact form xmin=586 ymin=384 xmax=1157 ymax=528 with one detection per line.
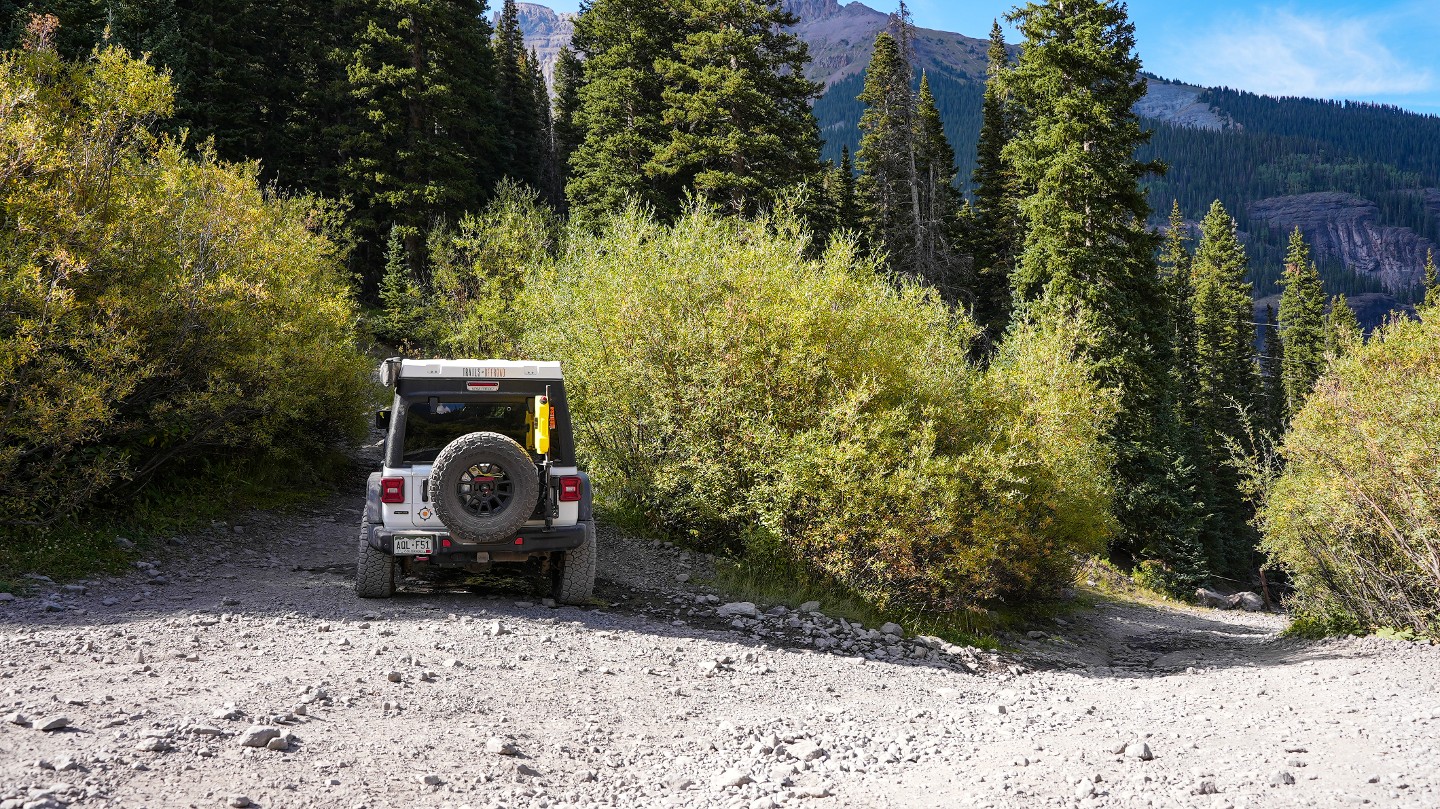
xmin=3 ymin=494 xmax=1440 ymax=809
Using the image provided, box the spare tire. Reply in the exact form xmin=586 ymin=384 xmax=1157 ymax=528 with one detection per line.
xmin=429 ymin=432 xmax=540 ymax=543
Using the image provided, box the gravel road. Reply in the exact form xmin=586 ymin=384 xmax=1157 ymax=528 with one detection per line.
xmin=3 ymin=490 xmax=1439 ymax=809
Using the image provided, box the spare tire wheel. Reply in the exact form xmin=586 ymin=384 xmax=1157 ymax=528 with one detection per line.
xmin=429 ymin=432 xmax=540 ymax=543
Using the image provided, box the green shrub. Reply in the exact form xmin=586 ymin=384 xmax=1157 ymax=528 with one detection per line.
xmin=426 ymin=181 xmax=562 ymax=357
xmin=517 ymin=206 xmax=1116 ymax=612
xmin=0 ymin=45 xmax=372 ymax=528
xmin=1257 ymin=306 xmax=1440 ymax=636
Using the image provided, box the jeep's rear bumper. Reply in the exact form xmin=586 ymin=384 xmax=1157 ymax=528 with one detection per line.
xmin=363 ymin=521 xmax=590 ymax=559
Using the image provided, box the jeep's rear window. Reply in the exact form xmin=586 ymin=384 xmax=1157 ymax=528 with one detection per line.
xmin=401 ymin=400 xmax=530 ymax=464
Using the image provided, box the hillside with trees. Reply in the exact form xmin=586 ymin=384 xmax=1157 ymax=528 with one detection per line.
xmin=511 ymin=0 xmax=1440 ymax=320
xmin=3 ymin=0 xmax=1438 ymax=638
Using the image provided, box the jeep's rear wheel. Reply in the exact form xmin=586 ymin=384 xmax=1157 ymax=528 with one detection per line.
xmin=355 ymin=519 xmax=396 ymax=598
xmin=551 ymin=521 xmax=597 ymax=604
xmin=430 ymin=431 xmax=539 ymax=543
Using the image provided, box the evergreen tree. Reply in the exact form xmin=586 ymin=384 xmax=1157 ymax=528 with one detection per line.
xmin=527 ymin=49 xmax=563 ymax=206
xmin=1324 ymin=294 xmax=1362 ymax=356
xmin=968 ymin=20 xmax=1023 ymax=342
xmin=837 ymin=145 xmax=861 ymax=235
xmin=378 ymin=226 xmax=427 ymax=345
xmin=1158 ymin=201 xmax=1207 ymax=531
xmin=911 ymin=72 xmax=967 ymax=298
xmin=1259 ymin=304 xmax=1285 ymax=435
xmin=855 ymin=31 xmax=917 ymax=275
xmin=1004 ymin=0 xmax=1199 ymax=578
xmin=566 ymin=0 xmax=682 ymax=225
xmin=551 ymin=45 xmax=583 ymax=194
xmin=1188 ymin=200 xmax=1261 ymax=574
xmin=494 ymin=0 xmax=543 ymax=188
xmin=1425 ymin=248 xmax=1439 ymax=308
xmin=339 ymin=0 xmax=500 ymax=279
xmin=1160 ymin=201 xmax=1197 ymax=410
xmin=648 ymin=0 xmax=823 ymax=217
xmin=1277 ymin=227 xmax=1327 ymax=418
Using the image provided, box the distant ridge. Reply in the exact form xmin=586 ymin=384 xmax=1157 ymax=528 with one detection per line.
xmin=515 ymin=1 xmax=1440 ymax=317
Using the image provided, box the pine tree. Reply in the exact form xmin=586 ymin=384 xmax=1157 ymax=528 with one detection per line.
xmin=494 ymin=0 xmax=543 ymax=188
xmin=911 ymin=71 xmax=967 ymax=298
xmin=551 ymin=45 xmax=583 ymax=193
xmin=1277 ymin=227 xmax=1327 ymax=418
xmin=856 ymin=31 xmax=917 ymax=275
xmin=968 ymin=20 xmax=1023 ymax=342
xmin=1004 ymin=0 xmax=1199 ymax=579
xmin=339 ymin=0 xmax=500 ymax=280
xmin=1324 ymin=294 xmax=1362 ymax=356
xmin=527 ymin=49 xmax=563 ymax=207
xmin=1425 ymin=248 xmax=1439 ymax=308
xmin=1158 ymin=201 xmax=1207 ymax=530
xmin=1188 ymin=200 xmax=1261 ymax=574
xmin=648 ymin=0 xmax=823 ymax=217
xmin=1160 ymin=201 xmax=1197 ymax=408
xmin=378 ymin=225 xmax=428 ymax=346
xmin=1259 ymin=304 xmax=1285 ymax=435
xmin=837 ymin=145 xmax=861 ymax=236
xmin=566 ymin=0 xmax=682 ymax=226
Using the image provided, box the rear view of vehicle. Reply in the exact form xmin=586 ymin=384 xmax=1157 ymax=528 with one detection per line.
xmin=357 ymin=358 xmax=596 ymax=603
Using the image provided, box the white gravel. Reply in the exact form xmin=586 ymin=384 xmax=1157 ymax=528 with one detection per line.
xmin=2 ymin=489 xmax=1439 ymax=808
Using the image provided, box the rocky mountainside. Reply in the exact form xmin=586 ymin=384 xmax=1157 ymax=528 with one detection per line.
xmin=517 ymin=1 xmax=1221 ymax=131
xmin=1249 ymin=192 xmax=1436 ymax=296
xmin=516 ymin=1 xmax=1440 ymax=320
xmin=507 ymin=2 xmax=575 ymax=85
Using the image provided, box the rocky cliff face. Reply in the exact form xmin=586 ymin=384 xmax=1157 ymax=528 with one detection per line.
xmin=508 ymin=2 xmax=575 ymax=86
xmin=1133 ymin=81 xmax=1230 ymax=131
xmin=1248 ymin=192 xmax=1436 ymax=295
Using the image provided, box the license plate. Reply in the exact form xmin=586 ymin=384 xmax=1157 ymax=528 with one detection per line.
xmin=393 ymin=536 xmax=435 ymax=555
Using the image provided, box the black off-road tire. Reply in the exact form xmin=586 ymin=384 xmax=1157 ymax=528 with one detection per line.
xmin=551 ymin=521 xmax=597 ymax=604
xmin=355 ymin=519 xmax=396 ymax=598
xmin=430 ymin=431 xmax=539 ymax=544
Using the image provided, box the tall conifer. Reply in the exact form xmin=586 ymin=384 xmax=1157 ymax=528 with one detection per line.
xmin=911 ymin=72 xmax=967 ymax=298
xmin=837 ymin=146 xmax=860 ymax=236
xmin=968 ymin=20 xmax=1022 ymax=341
xmin=551 ymin=45 xmax=583 ymax=193
xmin=566 ymin=0 xmax=682 ymax=225
xmin=1259 ymin=304 xmax=1285 ymax=435
xmin=1324 ymin=294 xmax=1362 ymax=356
xmin=494 ymin=0 xmax=543 ymax=188
xmin=856 ymin=32 xmax=917 ymax=274
xmin=648 ymin=0 xmax=822 ymax=216
xmin=1004 ymin=0 xmax=1198 ymax=577
xmin=1189 ymin=200 xmax=1260 ymax=573
xmin=1277 ymin=227 xmax=1326 ymax=418
xmin=1424 ymin=248 xmax=1439 ymax=307
xmin=340 ymin=0 xmax=500 ymax=278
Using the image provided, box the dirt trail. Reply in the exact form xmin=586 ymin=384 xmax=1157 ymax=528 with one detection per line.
xmin=2 ymin=490 xmax=1439 ymax=809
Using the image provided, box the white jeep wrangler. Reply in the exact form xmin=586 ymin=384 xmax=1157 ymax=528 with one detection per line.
xmin=357 ymin=358 xmax=596 ymax=603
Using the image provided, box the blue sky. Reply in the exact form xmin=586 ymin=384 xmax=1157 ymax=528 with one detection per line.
xmin=542 ymin=0 xmax=1440 ymax=115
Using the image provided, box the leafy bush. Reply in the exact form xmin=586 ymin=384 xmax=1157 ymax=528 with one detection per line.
xmin=0 ymin=45 xmax=372 ymax=528
xmin=425 ymin=181 xmax=562 ymax=357
xmin=1258 ymin=307 xmax=1440 ymax=636
xmin=517 ymin=206 xmax=1116 ymax=612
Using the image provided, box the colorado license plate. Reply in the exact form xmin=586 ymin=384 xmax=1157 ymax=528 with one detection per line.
xmin=393 ymin=536 xmax=435 ymax=555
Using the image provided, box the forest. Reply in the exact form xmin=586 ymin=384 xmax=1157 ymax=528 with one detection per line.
xmin=1 ymin=0 xmax=1437 ymax=636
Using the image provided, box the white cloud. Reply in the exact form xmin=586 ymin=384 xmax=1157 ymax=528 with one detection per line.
xmin=1182 ymin=7 xmax=1435 ymax=100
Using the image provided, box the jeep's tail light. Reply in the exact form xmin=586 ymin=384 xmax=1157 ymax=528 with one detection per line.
xmin=467 ymin=381 xmax=500 ymax=392
xmin=558 ymin=476 xmax=582 ymax=502
xmin=380 ymin=477 xmax=406 ymax=504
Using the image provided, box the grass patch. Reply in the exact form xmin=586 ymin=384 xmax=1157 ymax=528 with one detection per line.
xmin=1074 ymin=556 xmax=1192 ymax=607
xmin=0 ymin=450 xmax=355 ymax=593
